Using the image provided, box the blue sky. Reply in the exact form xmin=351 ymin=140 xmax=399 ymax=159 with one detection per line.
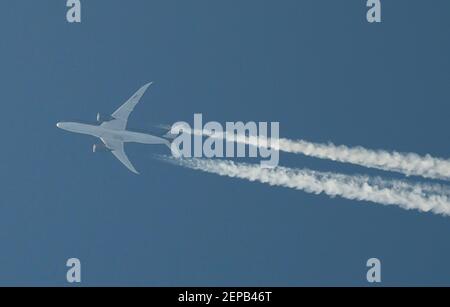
xmin=1 ymin=0 xmax=450 ymax=286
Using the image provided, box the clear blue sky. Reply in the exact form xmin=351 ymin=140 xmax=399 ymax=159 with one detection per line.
xmin=1 ymin=0 xmax=450 ymax=286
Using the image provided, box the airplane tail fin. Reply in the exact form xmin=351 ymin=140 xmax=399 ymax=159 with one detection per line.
xmin=163 ymin=131 xmax=178 ymax=140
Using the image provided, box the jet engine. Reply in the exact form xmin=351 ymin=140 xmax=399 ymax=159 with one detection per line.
xmin=97 ymin=113 xmax=115 ymax=123
xmin=93 ymin=143 xmax=112 ymax=153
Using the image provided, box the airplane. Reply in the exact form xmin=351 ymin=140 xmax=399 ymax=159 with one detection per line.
xmin=56 ymin=82 xmax=172 ymax=174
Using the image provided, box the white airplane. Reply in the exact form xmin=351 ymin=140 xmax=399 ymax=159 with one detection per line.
xmin=57 ymin=82 xmax=171 ymax=174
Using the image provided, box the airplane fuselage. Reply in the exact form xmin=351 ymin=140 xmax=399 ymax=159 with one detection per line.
xmin=56 ymin=122 xmax=168 ymax=146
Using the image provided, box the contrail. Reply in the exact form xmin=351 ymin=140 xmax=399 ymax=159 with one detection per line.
xmin=185 ymin=128 xmax=450 ymax=181
xmin=160 ymin=156 xmax=450 ymax=216
xmin=275 ymin=138 xmax=450 ymax=182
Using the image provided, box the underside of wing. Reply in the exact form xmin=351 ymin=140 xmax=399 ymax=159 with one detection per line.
xmin=101 ymin=82 xmax=153 ymax=131
xmin=101 ymin=138 xmax=139 ymax=174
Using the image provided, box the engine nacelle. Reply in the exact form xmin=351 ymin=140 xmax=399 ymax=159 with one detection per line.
xmin=93 ymin=143 xmax=112 ymax=153
xmin=97 ymin=113 xmax=115 ymax=123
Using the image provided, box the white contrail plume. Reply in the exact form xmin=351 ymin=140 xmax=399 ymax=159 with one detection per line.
xmin=185 ymin=128 xmax=450 ymax=181
xmin=275 ymin=139 xmax=450 ymax=182
xmin=161 ymin=156 xmax=450 ymax=216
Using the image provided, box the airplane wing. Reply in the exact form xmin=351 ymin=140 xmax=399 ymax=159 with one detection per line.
xmin=101 ymin=82 xmax=153 ymax=131
xmin=101 ymin=138 xmax=139 ymax=174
